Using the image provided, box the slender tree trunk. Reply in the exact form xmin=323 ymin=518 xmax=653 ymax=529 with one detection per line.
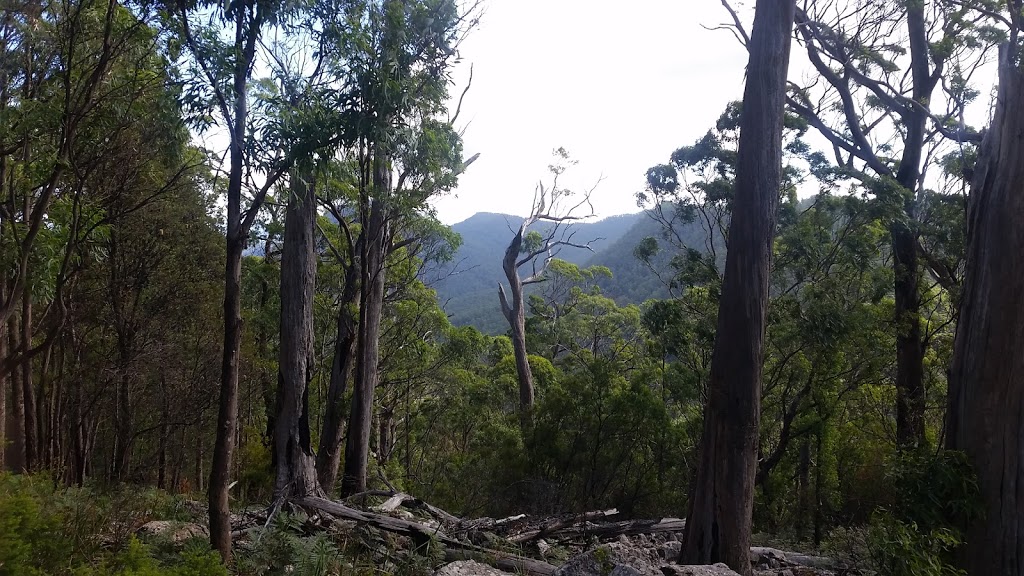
xmin=8 ymin=312 xmax=24 ymax=472
xmin=272 ymin=168 xmax=322 ymax=500
xmin=499 ymin=227 xmax=534 ymax=430
xmin=21 ymin=294 xmax=37 ymax=471
xmin=113 ymin=345 xmax=132 ymax=481
xmin=209 ymin=39 xmax=249 ymax=561
xmin=795 ymin=438 xmax=810 ymax=541
xmin=341 ymin=156 xmax=390 ymax=497
xmin=316 ymin=261 xmax=359 ymax=492
xmin=813 ymin=429 xmax=824 ymax=547
xmin=681 ymin=2 xmax=794 ymax=574
xmin=158 ymin=373 xmax=169 ymax=490
xmin=946 ymin=45 xmax=1024 ymax=576
xmin=37 ymin=345 xmax=51 ymax=469
xmin=0 ymin=288 xmax=6 ymax=471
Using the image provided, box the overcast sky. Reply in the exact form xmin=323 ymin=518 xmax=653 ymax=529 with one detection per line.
xmin=430 ymin=1 xmax=753 ymax=225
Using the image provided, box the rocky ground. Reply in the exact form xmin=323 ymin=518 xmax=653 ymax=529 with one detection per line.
xmin=137 ymin=494 xmax=850 ymax=576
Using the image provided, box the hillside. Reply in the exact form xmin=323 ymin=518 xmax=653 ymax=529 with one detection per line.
xmin=430 ymin=210 xmax=709 ymax=333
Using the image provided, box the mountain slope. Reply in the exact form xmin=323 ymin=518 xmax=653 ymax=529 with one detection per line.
xmin=431 ymin=210 xmax=710 ymax=333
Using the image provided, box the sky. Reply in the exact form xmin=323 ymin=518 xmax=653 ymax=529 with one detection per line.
xmin=430 ymin=0 xmax=753 ymax=225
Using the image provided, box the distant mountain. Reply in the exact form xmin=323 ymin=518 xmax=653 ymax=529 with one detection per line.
xmin=429 ymin=209 xmax=710 ymax=334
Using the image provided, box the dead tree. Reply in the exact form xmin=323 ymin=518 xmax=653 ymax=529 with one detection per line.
xmin=498 ymin=151 xmax=597 ymax=430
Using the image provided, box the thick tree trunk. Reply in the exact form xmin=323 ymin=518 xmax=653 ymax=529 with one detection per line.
xmin=272 ymin=169 xmax=322 ymax=500
xmin=341 ymin=156 xmax=390 ymax=497
xmin=946 ymin=46 xmax=1024 ymax=576
xmin=316 ymin=261 xmax=359 ymax=493
xmin=680 ymin=2 xmax=794 ymax=574
xmin=499 ymin=227 xmax=534 ymax=430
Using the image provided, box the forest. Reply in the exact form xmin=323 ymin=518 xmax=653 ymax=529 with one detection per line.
xmin=0 ymin=0 xmax=1022 ymax=575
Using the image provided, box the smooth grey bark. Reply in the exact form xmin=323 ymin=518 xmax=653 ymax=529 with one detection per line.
xmin=946 ymin=44 xmax=1024 ymax=576
xmin=681 ymin=2 xmax=795 ymax=574
xmin=271 ymin=169 xmax=322 ymax=500
xmin=341 ymin=155 xmax=390 ymax=497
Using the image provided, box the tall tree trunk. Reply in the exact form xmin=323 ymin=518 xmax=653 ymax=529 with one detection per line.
xmin=316 ymin=261 xmax=359 ymax=493
xmin=272 ymin=168 xmax=322 ymax=500
xmin=208 ymin=10 xmax=251 ymax=553
xmin=680 ymin=2 xmax=794 ymax=574
xmin=499 ymin=228 xmax=534 ymax=430
xmin=890 ymin=3 xmax=930 ymax=448
xmin=946 ymin=45 xmax=1024 ymax=576
xmin=341 ymin=156 xmax=390 ymax=497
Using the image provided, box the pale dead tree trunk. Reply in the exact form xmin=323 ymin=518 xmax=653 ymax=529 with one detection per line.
xmin=316 ymin=254 xmax=359 ymax=493
xmin=341 ymin=154 xmax=390 ymax=497
xmin=681 ymin=2 xmax=795 ymax=574
xmin=498 ymin=157 xmax=598 ymax=431
xmin=946 ymin=42 xmax=1024 ymax=576
xmin=499 ymin=227 xmax=534 ymax=429
xmin=272 ymin=168 xmax=323 ymax=501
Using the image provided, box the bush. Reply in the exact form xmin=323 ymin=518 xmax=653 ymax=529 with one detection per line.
xmin=864 ymin=449 xmax=980 ymax=576
xmin=0 ymin=473 xmax=223 ymax=576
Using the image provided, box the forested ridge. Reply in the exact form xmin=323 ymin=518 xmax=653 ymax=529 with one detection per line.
xmin=1 ymin=1 xmax=1023 ymax=576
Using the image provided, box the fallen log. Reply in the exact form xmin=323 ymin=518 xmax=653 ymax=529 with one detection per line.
xmin=296 ymin=496 xmax=557 ymax=576
xmin=553 ymin=517 xmax=686 ymax=541
xmin=445 ymin=549 xmax=556 ymax=576
xmin=508 ymin=508 xmax=619 ymax=543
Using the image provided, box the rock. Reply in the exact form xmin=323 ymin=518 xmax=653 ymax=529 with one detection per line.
xmin=659 ymin=564 xmax=741 ymax=576
xmin=659 ymin=541 xmax=682 ymax=562
xmin=784 ymin=553 xmax=835 ymax=569
xmin=749 ymin=547 xmax=787 ymax=569
xmin=434 ymin=560 xmax=515 ymax=576
xmin=555 ymin=542 xmax=663 ymax=576
xmin=537 ymin=539 xmax=552 ymax=557
xmin=137 ymin=520 xmax=208 ymax=543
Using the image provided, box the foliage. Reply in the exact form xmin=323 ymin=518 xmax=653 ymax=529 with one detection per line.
xmin=865 ymin=450 xmax=980 ymax=576
xmin=0 ymin=474 xmax=224 ymax=575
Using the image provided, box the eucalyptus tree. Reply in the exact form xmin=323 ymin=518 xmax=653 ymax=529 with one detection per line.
xmin=775 ymin=0 xmax=999 ymax=446
xmin=680 ymin=2 xmax=795 ymax=573
xmin=171 ymin=0 xmax=346 ymax=554
xmin=0 ymin=0 xmax=198 ymax=473
xmin=317 ymin=0 xmax=477 ymax=497
xmin=947 ymin=9 xmax=1024 ymax=571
